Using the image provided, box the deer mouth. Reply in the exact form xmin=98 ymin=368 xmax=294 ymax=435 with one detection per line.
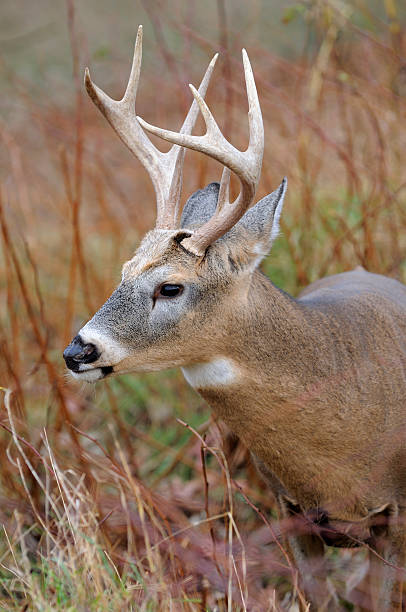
xmin=70 ymin=365 xmax=113 ymax=382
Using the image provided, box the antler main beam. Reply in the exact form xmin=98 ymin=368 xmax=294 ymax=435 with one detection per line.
xmin=137 ymin=49 xmax=264 ymax=255
xmin=85 ymin=25 xmax=218 ymax=229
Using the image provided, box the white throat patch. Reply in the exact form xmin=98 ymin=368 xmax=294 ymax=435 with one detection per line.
xmin=181 ymin=357 xmax=237 ymax=389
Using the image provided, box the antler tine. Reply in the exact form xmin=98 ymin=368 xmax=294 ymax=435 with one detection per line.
xmin=242 ymin=49 xmax=264 ymax=160
xmin=167 ymin=52 xmax=219 ymax=225
xmin=84 ymin=25 xmax=218 ymax=229
xmin=122 ymin=26 xmax=143 ymax=108
xmin=217 ymin=167 xmax=231 ymax=212
xmin=137 ymin=49 xmax=264 ymax=255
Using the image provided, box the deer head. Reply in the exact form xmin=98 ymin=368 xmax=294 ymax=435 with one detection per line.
xmin=63 ymin=26 xmax=286 ymax=382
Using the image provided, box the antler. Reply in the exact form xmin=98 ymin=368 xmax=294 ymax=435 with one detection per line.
xmin=85 ymin=25 xmax=218 ymax=229
xmin=137 ymin=49 xmax=264 ymax=255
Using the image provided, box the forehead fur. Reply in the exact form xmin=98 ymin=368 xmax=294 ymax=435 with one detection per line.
xmin=122 ymin=229 xmax=187 ymax=278
xmin=122 ymin=224 xmax=263 ymax=282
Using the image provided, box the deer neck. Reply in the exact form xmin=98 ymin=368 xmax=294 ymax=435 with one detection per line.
xmin=181 ymin=271 xmax=367 ymax=517
xmin=183 ymin=270 xmax=314 ymax=402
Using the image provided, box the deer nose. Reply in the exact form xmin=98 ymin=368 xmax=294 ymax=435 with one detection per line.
xmin=63 ymin=335 xmax=100 ymax=372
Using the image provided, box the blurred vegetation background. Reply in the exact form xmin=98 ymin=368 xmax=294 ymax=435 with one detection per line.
xmin=0 ymin=0 xmax=405 ymax=610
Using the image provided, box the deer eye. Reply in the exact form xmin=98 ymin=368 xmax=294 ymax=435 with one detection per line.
xmin=158 ymin=284 xmax=184 ymax=298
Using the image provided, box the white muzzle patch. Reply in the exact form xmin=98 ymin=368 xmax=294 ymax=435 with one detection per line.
xmin=79 ymin=326 xmax=130 ymax=365
xmin=70 ymin=367 xmax=106 ymax=382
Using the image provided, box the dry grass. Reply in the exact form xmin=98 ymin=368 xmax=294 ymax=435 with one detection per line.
xmin=0 ymin=1 xmax=405 ymax=610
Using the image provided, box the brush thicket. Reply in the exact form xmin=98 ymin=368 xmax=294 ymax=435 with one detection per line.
xmin=0 ymin=2 xmax=405 ymax=609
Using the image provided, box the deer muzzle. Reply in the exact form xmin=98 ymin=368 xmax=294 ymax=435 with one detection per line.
xmin=63 ymin=335 xmax=100 ymax=372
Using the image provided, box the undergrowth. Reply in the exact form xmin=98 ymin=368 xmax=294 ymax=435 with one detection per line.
xmin=0 ymin=1 xmax=405 ymax=610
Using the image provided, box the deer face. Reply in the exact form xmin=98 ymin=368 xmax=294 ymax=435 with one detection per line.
xmin=63 ymin=229 xmax=222 ymax=382
xmin=63 ymin=182 xmax=286 ymax=382
xmin=63 ymin=27 xmax=287 ymax=382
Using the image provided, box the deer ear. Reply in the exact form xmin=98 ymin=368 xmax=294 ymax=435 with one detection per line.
xmin=238 ymin=177 xmax=287 ymax=262
xmin=181 ymin=182 xmax=220 ymax=229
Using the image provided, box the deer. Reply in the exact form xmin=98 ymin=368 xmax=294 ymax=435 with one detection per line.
xmin=63 ymin=26 xmax=406 ymax=611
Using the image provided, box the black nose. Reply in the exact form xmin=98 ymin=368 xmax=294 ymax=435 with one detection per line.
xmin=63 ymin=335 xmax=100 ymax=372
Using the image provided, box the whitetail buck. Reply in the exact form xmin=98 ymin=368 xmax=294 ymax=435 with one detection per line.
xmin=64 ymin=26 xmax=406 ymax=611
